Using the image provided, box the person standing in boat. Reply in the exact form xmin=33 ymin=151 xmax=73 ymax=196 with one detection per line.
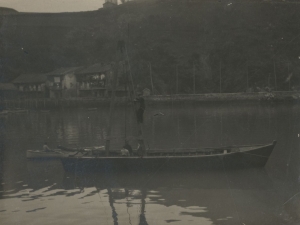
xmin=137 ymin=141 xmax=145 ymax=158
xmin=134 ymin=93 xmax=145 ymax=124
xmin=123 ymin=141 xmax=133 ymax=156
xmin=43 ymin=142 xmax=52 ymax=152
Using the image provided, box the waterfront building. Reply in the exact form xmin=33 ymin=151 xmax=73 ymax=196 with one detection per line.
xmin=0 ymin=83 xmax=18 ymax=100
xmin=46 ymin=67 xmax=82 ymax=98
xmin=103 ymin=0 xmax=118 ymax=8
xmin=75 ymin=63 xmax=112 ymax=97
xmin=12 ymin=73 xmax=47 ymax=98
xmin=143 ymin=88 xmax=151 ymax=96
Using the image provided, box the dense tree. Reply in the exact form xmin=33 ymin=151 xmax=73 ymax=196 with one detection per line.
xmin=1 ymin=1 xmax=300 ymax=92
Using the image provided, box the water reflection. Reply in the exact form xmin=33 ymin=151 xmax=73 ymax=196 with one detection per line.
xmin=1 ymin=158 xmax=284 ymax=225
xmin=1 ymin=103 xmax=300 ymax=224
xmin=0 ymin=159 xmax=298 ymax=225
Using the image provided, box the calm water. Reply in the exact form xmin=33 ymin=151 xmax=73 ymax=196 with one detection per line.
xmin=1 ymin=102 xmax=300 ymax=225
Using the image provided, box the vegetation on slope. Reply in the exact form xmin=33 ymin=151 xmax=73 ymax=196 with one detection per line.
xmin=1 ymin=1 xmax=300 ymax=93
xmin=0 ymin=7 xmax=18 ymax=15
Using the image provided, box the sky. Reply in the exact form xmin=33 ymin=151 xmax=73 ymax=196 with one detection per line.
xmin=0 ymin=0 xmax=107 ymax=13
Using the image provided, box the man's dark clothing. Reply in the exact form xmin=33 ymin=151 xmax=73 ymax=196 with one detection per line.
xmin=123 ymin=143 xmax=133 ymax=156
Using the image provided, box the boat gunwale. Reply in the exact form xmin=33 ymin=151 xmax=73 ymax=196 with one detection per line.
xmin=26 ymin=149 xmax=68 ymax=159
xmin=62 ymin=142 xmax=276 ymax=160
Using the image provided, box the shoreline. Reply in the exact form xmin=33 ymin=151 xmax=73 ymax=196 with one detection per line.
xmin=0 ymin=92 xmax=299 ymax=110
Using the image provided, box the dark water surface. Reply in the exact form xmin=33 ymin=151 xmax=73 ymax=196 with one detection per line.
xmin=1 ymin=102 xmax=300 ymax=225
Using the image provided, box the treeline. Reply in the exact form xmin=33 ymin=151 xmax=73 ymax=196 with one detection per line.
xmin=1 ymin=1 xmax=300 ymax=94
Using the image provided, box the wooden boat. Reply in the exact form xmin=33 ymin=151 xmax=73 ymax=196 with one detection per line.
xmin=27 ymin=146 xmax=105 ymax=159
xmin=60 ymin=141 xmax=276 ymax=173
xmin=27 ymin=149 xmax=66 ymax=159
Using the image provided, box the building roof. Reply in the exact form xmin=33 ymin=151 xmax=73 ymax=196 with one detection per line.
xmin=12 ymin=74 xmax=47 ymax=84
xmin=0 ymin=83 xmax=18 ymax=91
xmin=103 ymin=1 xmax=118 ymax=8
xmin=46 ymin=67 xmax=83 ymax=76
xmin=75 ymin=63 xmax=111 ymax=75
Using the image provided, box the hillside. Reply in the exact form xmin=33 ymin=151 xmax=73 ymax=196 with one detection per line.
xmin=0 ymin=1 xmax=300 ymax=93
xmin=0 ymin=7 xmax=18 ymax=15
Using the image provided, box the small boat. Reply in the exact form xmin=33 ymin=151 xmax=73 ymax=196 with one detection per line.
xmin=27 ymin=146 xmax=105 ymax=159
xmin=60 ymin=141 xmax=277 ymax=173
xmin=27 ymin=149 xmax=69 ymax=159
xmin=57 ymin=145 xmax=105 ymax=155
xmin=0 ymin=110 xmax=9 ymax=115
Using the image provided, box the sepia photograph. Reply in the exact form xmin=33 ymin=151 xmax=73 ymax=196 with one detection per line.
xmin=0 ymin=0 xmax=300 ymax=224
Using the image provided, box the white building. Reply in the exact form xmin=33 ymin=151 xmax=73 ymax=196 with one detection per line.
xmin=103 ymin=0 xmax=118 ymax=8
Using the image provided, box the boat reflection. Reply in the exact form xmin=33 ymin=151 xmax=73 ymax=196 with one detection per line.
xmin=59 ymin=169 xmax=281 ymax=225
xmin=26 ymin=160 xmax=64 ymax=191
xmin=96 ymin=187 xmax=149 ymax=225
xmin=107 ymin=188 xmax=119 ymax=225
xmin=1 ymin=161 xmax=287 ymax=225
xmin=61 ymin=168 xmax=274 ymax=191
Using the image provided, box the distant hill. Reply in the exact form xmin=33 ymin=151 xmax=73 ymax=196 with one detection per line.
xmin=1 ymin=1 xmax=300 ymax=93
xmin=0 ymin=7 xmax=18 ymax=15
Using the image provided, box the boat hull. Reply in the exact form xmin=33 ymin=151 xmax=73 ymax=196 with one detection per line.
xmin=60 ymin=142 xmax=276 ymax=173
xmin=27 ymin=150 xmax=64 ymax=159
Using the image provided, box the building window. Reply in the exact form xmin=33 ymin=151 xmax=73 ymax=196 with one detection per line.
xmin=54 ymin=77 xmax=60 ymax=83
